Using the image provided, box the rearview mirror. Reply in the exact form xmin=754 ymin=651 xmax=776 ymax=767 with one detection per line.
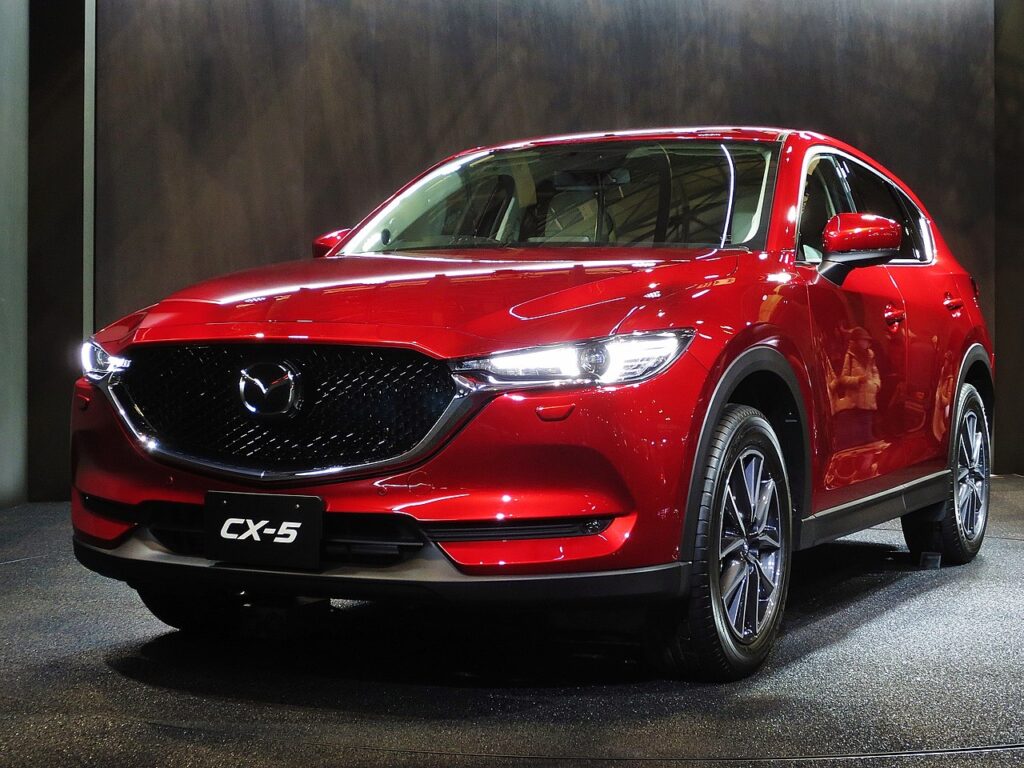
xmin=312 ymin=228 xmax=352 ymax=258
xmin=819 ymin=213 xmax=901 ymax=284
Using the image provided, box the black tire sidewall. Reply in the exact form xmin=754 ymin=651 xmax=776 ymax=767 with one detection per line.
xmin=947 ymin=384 xmax=990 ymax=559
xmin=702 ymin=410 xmax=793 ymax=669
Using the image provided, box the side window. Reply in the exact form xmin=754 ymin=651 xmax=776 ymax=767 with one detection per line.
xmin=798 ymin=155 xmax=850 ymax=264
xmin=891 ymin=187 xmax=933 ymax=263
xmin=836 ymin=158 xmax=925 ymax=262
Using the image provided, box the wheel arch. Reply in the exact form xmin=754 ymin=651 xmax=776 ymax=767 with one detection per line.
xmin=682 ymin=345 xmax=812 ymax=560
xmin=955 ymin=342 xmax=994 ymax=452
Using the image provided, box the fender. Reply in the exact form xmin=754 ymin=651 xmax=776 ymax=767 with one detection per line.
xmin=900 ymin=342 xmax=992 ymax=525
xmin=681 ymin=344 xmax=812 ymax=560
xmin=951 ymin=341 xmax=994 ymax=462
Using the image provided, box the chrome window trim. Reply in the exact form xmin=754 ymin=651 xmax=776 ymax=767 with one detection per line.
xmin=794 ymin=145 xmax=936 ymax=268
xmin=883 ymin=186 xmax=937 ymax=268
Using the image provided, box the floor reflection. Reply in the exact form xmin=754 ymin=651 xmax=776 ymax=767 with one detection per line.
xmin=104 ymin=534 xmax=928 ymax=708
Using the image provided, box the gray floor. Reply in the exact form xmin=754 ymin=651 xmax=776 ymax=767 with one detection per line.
xmin=2 ymin=480 xmax=1024 ymax=768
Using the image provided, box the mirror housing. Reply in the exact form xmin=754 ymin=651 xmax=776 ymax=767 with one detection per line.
xmin=312 ymin=228 xmax=352 ymax=258
xmin=819 ymin=213 xmax=901 ymax=284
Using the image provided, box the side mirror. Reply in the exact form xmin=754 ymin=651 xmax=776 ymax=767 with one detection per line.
xmin=312 ymin=228 xmax=352 ymax=258
xmin=819 ymin=213 xmax=901 ymax=284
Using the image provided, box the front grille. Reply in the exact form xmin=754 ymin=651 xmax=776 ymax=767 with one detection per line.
xmin=113 ymin=343 xmax=457 ymax=475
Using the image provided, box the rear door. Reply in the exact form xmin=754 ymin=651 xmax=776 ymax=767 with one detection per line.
xmin=837 ymin=156 xmax=971 ymax=476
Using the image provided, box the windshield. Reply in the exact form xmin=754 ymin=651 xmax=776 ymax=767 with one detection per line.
xmin=343 ymin=141 xmax=779 ymax=255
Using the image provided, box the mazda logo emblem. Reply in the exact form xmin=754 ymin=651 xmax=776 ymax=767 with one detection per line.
xmin=238 ymin=362 xmax=301 ymax=416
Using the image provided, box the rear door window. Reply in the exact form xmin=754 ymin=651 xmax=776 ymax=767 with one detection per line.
xmin=835 ymin=158 xmax=927 ymax=263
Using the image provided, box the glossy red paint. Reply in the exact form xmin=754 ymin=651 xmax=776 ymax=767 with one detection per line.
xmin=94 ymin=248 xmax=735 ymax=358
xmin=71 ymin=127 xmax=993 ymax=590
xmin=70 ymin=489 xmax=134 ymax=546
xmin=71 ymin=353 xmax=705 ymax=573
xmin=311 ymin=228 xmax=352 ymax=258
xmin=823 ymin=213 xmax=902 ymax=254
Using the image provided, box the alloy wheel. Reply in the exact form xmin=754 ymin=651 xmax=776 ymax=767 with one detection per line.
xmin=955 ymin=408 xmax=989 ymax=541
xmin=718 ymin=448 xmax=785 ymax=643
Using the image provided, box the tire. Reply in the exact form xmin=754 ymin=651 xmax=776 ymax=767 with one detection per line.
xmin=647 ymin=404 xmax=793 ymax=681
xmin=901 ymin=383 xmax=990 ymax=565
xmin=137 ymin=585 xmax=246 ymax=635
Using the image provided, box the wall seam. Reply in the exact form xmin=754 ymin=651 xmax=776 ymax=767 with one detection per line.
xmin=84 ymin=0 xmax=96 ymax=336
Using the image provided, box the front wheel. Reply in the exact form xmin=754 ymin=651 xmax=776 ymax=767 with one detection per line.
xmin=647 ymin=404 xmax=793 ymax=681
xmin=901 ymin=383 xmax=991 ymax=565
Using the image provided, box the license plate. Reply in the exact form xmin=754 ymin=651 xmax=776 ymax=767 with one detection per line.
xmin=205 ymin=492 xmax=324 ymax=570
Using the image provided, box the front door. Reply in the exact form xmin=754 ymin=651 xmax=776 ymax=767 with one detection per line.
xmin=795 ymin=153 xmax=912 ymax=506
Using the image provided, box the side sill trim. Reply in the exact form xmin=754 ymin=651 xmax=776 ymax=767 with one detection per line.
xmin=799 ymin=470 xmax=951 ymax=550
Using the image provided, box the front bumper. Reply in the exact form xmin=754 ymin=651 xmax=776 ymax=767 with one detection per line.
xmin=73 ymin=537 xmax=690 ymax=603
xmin=71 ymin=350 xmax=708 ymax=579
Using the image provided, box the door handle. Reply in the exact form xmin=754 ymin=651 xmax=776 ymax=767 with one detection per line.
xmin=883 ymin=303 xmax=906 ymax=326
xmin=943 ymin=293 xmax=964 ymax=312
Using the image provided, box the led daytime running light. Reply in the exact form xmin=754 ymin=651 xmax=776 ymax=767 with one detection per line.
xmin=81 ymin=341 xmax=130 ymax=381
xmin=455 ymin=330 xmax=693 ymax=387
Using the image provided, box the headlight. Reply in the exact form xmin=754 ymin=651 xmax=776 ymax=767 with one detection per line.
xmin=454 ymin=330 xmax=694 ymax=388
xmin=80 ymin=340 xmax=130 ymax=381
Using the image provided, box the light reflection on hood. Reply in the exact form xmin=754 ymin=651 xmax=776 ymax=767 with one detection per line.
xmin=213 ymin=257 xmax=667 ymax=306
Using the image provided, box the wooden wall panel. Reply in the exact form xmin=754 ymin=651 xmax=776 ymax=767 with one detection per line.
xmin=303 ymin=0 xmax=501 ymax=240
xmin=96 ymin=1 xmax=307 ymax=322
xmin=95 ymin=0 xmax=997 ymax=336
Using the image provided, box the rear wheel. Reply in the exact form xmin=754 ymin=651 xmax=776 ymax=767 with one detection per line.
xmin=901 ymin=383 xmax=990 ymax=565
xmin=647 ymin=405 xmax=793 ymax=681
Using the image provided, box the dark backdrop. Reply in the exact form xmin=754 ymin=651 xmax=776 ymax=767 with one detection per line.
xmin=95 ymin=0 xmax=995 ymax=323
xmin=27 ymin=0 xmax=84 ymax=500
xmin=87 ymin=0 xmax=1021 ymax=473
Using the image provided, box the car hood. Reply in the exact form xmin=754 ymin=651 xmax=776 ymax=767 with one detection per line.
xmin=98 ymin=247 xmax=739 ymax=359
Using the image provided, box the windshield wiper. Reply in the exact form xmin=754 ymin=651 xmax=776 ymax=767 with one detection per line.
xmin=387 ymin=236 xmax=509 ymax=251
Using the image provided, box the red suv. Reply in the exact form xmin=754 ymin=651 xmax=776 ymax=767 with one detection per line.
xmin=73 ymin=127 xmax=993 ymax=679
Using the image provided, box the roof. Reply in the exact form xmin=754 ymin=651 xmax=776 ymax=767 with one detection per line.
xmin=485 ymin=126 xmax=803 ymax=152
